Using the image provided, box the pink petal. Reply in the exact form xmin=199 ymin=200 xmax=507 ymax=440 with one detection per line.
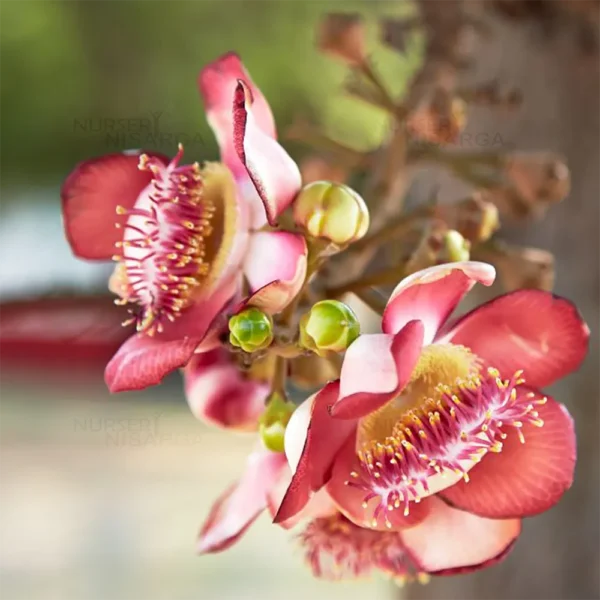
xmin=197 ymin=450 xmax=287 ymax=554
xmin=0 ymin=295 xmax=132 ymax=373
xmin=184 ymin=348 xmax=268 ymax=431
xmin=198 ymin=52 xmax=276 ymax=162
xmin=440 ymin=393 xmax=575 ymax=518
xmin=274 ymin=382 xmax=356 ymax=524
xmin=331 ymin=321 xmax=424 ymax=420
xmin=266 ymin=468 xmax=337 ymax=530
xmin=61 ymin=151 xmax=168 ymax=260
xmin=233 ymin=80 xmax=302 ymax=225
xmin=198 ymin=54 xmax=278 ymax=229
xmin=326 ymin=436 xmax=431 ymax=532
xmin=400 ymin=496 xmax=521 ymax=575
xmin=442 ymin=289 xmax=589 ymax=388
xmin=242 ymin=231 xmax=307 ymax=314
xmin=382 ymin=262 xmax=496 ymax=344
xmin=105 ymin=279 xmax=236 ymax=392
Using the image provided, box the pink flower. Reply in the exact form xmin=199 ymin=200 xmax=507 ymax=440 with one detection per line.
xmin=184 ymin=348 xmax=268 ymax=431
xmin=61 ymin=53 xmax=307 ymax=393
xmin=279 ymin=262 xmax=588 ymax=577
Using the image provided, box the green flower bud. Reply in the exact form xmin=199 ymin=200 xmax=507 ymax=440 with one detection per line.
xmin=293 ymin=181 xmax=370 ymax=245
xmin=229 ymin=308 xmax=273 ymax=353
xmin=299 ymin=300 xmax=360 ymax=356
xmin=259 ymin=392 xmax=296 ymax=453
xmin=442 ymin=230 xmax=471 ymax=263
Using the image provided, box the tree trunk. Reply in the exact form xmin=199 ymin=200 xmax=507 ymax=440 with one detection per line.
xmin=406 ymin=6 xmax=599 ymax=600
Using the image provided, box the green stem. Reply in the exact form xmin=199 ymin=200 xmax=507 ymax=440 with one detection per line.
xmin=349 ymin=205 xmax=433 ymax=254
xmin=271 ymin=355 xmax=288 ymax=396
xmin=359 ymin=60 xmax=400 ymax=115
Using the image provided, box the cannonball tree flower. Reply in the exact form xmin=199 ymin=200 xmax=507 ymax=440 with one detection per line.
xmin=61 ymin=53 xmax=307 ymax=392
xmin=279 ymin=262 xmax=588 ymax=577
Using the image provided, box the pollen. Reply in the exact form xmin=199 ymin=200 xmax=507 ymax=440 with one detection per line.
xmin=349 ymin=365 xmax=546 ymax=529
xmin=112 ymin=145 xmax=216 ymax=335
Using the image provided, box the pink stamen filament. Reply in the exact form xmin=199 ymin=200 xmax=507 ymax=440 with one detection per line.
xmin=347 ymin=367 xmax=546 ymax=528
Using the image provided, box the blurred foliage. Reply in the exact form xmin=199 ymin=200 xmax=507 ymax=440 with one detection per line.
xmin=0 ymin=0 xmax=422 ymax=190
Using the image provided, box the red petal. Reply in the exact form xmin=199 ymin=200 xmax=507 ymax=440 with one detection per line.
xmin=184 ymin=348 xmax=267 ymax=431
xmin=274 ymin=381 xmax=356 ymax=524
xmin=440 ymin=394 xmax=575 ymax=518
xmin=326 ymin=435 xmax=431 ymax=532
xmin=61 ymin=151 xmax=168 ymax=260
xmin=233 ymin=81 xmax=302 ymax=225
xmin=443 ymin=289 xmax=589 ymax=388
xmin=105 ymin=280 xmax=235 ymax=392
xmin=382 ymin=262 xmax=495 ymax=343
xmin=105 ymin=334 xmax=199 ymax=392
xmin=197 ymin=450 xmax=287 ymax=554
xmin=400 ymin=496 xmax=521 ymax=575
xmin=331 ymin=321 xmax=424 ymax=420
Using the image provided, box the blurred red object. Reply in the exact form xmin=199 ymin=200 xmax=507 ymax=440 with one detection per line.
xmin=0 ymin=296 xmax=133 ymax=375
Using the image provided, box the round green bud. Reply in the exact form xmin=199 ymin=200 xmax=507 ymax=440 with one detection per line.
xmin=299 ymin=300 xmax=360 ymax=356
xmin=259 ymin=392 xmax=296 ymax=453
xmin=442 ymin=230 xmax=471 ymax=263
xmin=229 ymin=307 xmax=273 ymax=353
xmin=293 ymin=181 xmax=370 ymax=245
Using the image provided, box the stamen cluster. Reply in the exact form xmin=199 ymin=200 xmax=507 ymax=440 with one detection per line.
xmin=347 ymin=368 xmax=547 ymax=528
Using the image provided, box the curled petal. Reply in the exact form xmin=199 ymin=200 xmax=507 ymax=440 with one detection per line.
xmin=242 ymin=231 xmax=307 ymax=314
xmin=331 ymin=321 xmax=424 ymax=420
xmin=105 ymin=278 xmax=236 ymax=392
xmin=61 ymin=151 xmax=168 ymax=260
xmin=233 ymin=80 xmax=302 ymax=225
xmin=198 ymin=52 xmax=276 ymax=154
xmin=275 ymin=382 xmax=356 ymax=524
xmin=327 ymin=436 xmax=431 ymax=532
xmin=382 ymin=262 xmax=496 ymax=343
xmin=441 ymin=289 xmax=589 ymax=389
xmin=440 ymin=394 xmax=576 ymax=518
xmin=197 ymin=450 xmax=287 ymax=554
xmin=400 ymin=496 xmax=521 ymax=575
xmin=184 ymin=349 xmax=267 ymax=431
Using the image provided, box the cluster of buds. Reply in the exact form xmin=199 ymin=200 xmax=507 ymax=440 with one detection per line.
xmin=57 ymin=3 xmax=583 ymax=589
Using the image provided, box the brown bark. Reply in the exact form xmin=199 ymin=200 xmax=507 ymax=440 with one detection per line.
xmin=405 ymin=3 xmax=599 ymax=600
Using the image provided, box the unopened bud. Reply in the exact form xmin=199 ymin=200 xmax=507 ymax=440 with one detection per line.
xmin=504 ymin=152 xmax=570 ymax=212
xmin=317 ymin=13 xmax=366 ymax=66
xmin=441 ymin=230 xmax=471 ymax=263
xmin=293 ymin=181 xmax=369 ymax=245
xmin=438 ymin=195 xmax=500 ymax=244
xmin=299 ymin=300 xmax=360 ymax=356
xmin=407 ymin=91 xmax=467 ymax=145
xmin=259 ymin=392 xmax=296 ymax=453
xmin=229 ymin=308 xmax=273 ymax=353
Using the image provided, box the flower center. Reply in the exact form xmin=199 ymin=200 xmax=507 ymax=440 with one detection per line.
xmin=112 ymin=146 xmax=239 ymax=335
xmin=348 ymin=345 xmax=546 ymax=529
xmin=298 ymin=513 xmax=426 ymax=583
